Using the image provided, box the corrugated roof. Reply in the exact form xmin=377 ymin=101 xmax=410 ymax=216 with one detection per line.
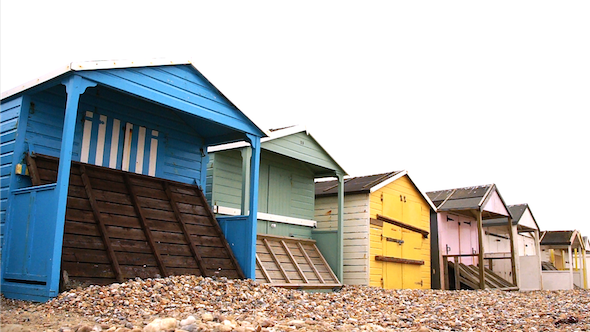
xmin=315 ymin=171 xmax=404 ymax=196
xmin=427 ymin=185 xmax=493 ymax=211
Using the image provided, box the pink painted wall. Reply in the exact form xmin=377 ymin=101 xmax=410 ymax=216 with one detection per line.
xmin=482 ymin=190 xmax=509 ymax=216
xmin=437 ymin=212 xmax=479 ymax=269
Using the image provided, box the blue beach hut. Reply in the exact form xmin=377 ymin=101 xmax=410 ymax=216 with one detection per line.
xmin=0 ymin=59 xmax=265 ymax=301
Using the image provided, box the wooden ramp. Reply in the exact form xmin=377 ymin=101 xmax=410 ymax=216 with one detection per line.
xmin=30 ymin=154 xmax=244 ymax=285
xmin=255 ymin=234 xmax=341 ymax=289
xmin=448 ymin=261 xmax=518 ymax=291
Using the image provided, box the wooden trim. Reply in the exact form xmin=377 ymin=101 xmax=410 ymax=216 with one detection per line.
xmin=263 ymin=238 xmax=291 ymax=283
xmin=281 ymin=240 xmax=309 ymax=283
xmin=255 ymin=254 xmax=272 ymax=283
xmin=123 ymin=173 xmax=168 ymax=278
xmin=375 ymin=255 xmax=424 ymax=265
xmin=257 ymin=233 xmax=317 ymax=244
xmin=164 ymin=182 xmax=208 ymax=277
xmin=370 ymin=218 xmax=383 ymax=227
xmin=297 ymin=242 xmax=325 ymax=283
xmin=376 ymin=215 xmax=429 ymax=238
xmin=25 ymin=153 xmax=41 ymax=186
xmin=79 ymin=164 xmax=123 ymax=282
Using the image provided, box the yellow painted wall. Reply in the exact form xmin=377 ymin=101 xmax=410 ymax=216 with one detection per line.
xmin=368 ymin=175 xmax=431 ymax=289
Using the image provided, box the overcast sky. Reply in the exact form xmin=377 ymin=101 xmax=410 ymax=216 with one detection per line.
xmin=2 ymin=1 xmax=589 ymax=237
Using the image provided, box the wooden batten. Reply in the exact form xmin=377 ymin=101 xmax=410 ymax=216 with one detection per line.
xmin=375 ymin=215 xmax=429 ymax=238
xmin=31 ymin=154 xmax=243 ymax=285
xmin=255 ymin=234 xmax=340 ymax=289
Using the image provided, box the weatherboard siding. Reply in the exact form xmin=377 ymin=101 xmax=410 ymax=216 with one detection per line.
xmin=262 ymin=131 xmax=341 ymax=172
xmin=19 ymin=83 xmax=206 ymax=187
xmin=209 ymin=149 xmax=316 ymax=236
xmin=0 ymin=97 xmax=23 ymax=251
xmin=315 ymin=193 xmax=370 ymax=285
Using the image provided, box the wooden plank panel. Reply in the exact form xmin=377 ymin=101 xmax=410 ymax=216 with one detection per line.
xmin=79 ymin=164 xmax=124 ymax=282
xmin=34 ymin=154 xmax=242 ymax=283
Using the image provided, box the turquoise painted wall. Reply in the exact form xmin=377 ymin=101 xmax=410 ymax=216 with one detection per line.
xmin=208 ymin=146 xmax=317 ymax=239
xmin=209 ymin=149 xmax=316 ymax=220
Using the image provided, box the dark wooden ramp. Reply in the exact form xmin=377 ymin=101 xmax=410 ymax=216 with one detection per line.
xmin=30 ymin=154 xmax=243 ymax=285
xmin=448 ymin=261 xmax=518 ymax=291
xmin=255 ymin=234 xmax=341 ymax=289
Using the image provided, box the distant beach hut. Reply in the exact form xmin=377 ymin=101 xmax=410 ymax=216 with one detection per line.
xmin=540 ymin=230 xmax=588 ymax=290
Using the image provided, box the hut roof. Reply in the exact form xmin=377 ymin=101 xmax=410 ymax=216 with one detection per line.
xmin=315 ymin=171 xmax=436 ymax=210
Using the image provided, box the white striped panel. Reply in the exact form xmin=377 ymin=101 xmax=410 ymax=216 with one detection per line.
xmin=109 ymin=118 xmax=121 ymax=168
xmin=95 ymin=115 xmax=107 ymax=166
xmin=135 ymin=126 xmax=146 ymax=174
xmin=80 ymin=111 xmax=93 ymax=163
xmin=148 ymin=130 xmax=158 ymax=176
xmin=122 ymin=123 xmax=133 ymax=172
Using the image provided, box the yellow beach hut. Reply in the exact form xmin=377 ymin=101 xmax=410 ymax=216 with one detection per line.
xmin=315 ymin=171 xmax=435 ymax=289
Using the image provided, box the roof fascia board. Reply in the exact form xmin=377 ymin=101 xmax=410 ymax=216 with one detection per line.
xmin=369 ymin=171 xmax=407 ymax=193
xmin=404 ymin=174 xmax=438 ymax=211
xmin=1 ymin=65 xmax=72 ymax=100
xmin=75 ymin=69 xmax=261 ymax=137
xmin=70 ymin=58 xmax=191 ymax=71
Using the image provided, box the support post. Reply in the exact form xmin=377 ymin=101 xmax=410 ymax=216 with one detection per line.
xmin=240 ymin=147 xmax=252 ymax=215
xmin=476 ymin=209 xmax=486 ymax=289
xmin=534 ymin=229 xmax=543 ymax=289
xmin=582 ymin=247 xmax=588 ymax=289
xmin=568 ymin=246 xmax=574 ymax=288
xmin=336 ymin=172 xmax=345 ymax=282
xmin=245 ymin=135 xmax=261 ymax=279
xmin=50 ymin=75 xmax=96 ymax=294
xmin=507 ymin=217 xmax=518 ymax=286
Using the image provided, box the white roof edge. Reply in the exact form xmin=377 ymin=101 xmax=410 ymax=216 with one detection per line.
xmin=370 ymin=171 xmax=437 ymax=211
xmin=1 ymin=64 xmax=72 ymax=100
xmin=370 ymin=171 xmax=407 ymax=193
xmin=1 ymin=58 xmax=193 ymax=100
xmin=70 ymin=58 xmax=192 ymax=72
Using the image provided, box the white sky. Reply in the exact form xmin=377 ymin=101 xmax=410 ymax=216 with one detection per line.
xmin=2 ymin=1 xmax=589 ymax=237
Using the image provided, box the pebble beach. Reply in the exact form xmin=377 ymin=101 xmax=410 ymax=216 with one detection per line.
xmin=1 ymin=275 xmax=589 ymax=331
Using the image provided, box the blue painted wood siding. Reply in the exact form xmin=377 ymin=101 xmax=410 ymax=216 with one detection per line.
xmin=208 ymin=150 xmax=316 ymax=220
xmin=77 ymin=65 xmax=262 ymax=139
xmin=0 ymin=97 xmax=22 ymax=249
xmin=22 ymin=84 xmax=206 ymax=185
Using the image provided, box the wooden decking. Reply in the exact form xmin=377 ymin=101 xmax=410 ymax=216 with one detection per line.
xmin=447 ymin=260 xmax=518 ymax=291
xmin=255 ymin=234 xmax=341 ymax=289
xmin=31 ymin=154 xmax=243 ymax=285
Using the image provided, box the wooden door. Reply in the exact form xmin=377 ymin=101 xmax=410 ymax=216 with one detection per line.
xmin=401 ymin=229 xmax=423 ymax=288
xmin=382 ymin=223 xmax=403 ymax=289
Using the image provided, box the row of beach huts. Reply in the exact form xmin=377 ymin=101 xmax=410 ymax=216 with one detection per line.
xmin=0 ymin=59 xmax=587 ymax=301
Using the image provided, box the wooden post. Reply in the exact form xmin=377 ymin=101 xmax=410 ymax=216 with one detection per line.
xmin=50 ymin=75 xmax=96 ymax=294
xmin=582 ymin=247 xmax=588 ymax=289
xmin=507 ymin=217 xmax=518 ymax=286
xmin=568 ymin=246 xmax=574 ymax=288
xmin=454 ymin=256 xmax=460 ymax=290
xmin=477 ymin=209 xmax=486 ymax=289
xmin=336 ymin=172 xmax=344 ymax=282
xmin=534 ymin=229 xmax=544 ymax=290
xmin=240 ymin=147 xmax=252 ymax=215
xmin=443 ymin=256 xmax=449 ymax=290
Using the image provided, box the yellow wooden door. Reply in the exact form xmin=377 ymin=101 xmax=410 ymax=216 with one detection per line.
xmin=383 ymin=193 xmax=403 ymax=221
xmin=401 ymin=229 xmax=423 ymax=289
xmin=382 ymin=222 xmax=402 ymax=289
